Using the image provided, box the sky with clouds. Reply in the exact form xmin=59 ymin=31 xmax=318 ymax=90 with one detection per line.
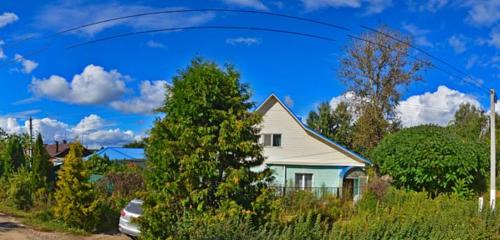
xmin=0 ymin=0 xmax=499 ymax=148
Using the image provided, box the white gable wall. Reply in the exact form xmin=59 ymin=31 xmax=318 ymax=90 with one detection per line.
xmin=259 ymin=98 xmax=365 ymax=167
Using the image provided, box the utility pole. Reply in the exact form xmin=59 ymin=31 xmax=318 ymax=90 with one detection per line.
xmin=490 ymin=89 xmax=496 ymax=209
xmin=29 ymin=116 xmax=33 ymax=159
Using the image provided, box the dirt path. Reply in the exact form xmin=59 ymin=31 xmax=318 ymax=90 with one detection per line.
xmin=0 ymin=213 xmax=129 ymax=240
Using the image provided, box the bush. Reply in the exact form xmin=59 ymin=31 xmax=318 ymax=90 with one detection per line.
xmin=53 ymin=143 xmax=104 ymax=231
xmin=267 ymin=190 xmax=347 ymax=225
xmin=333 ymin=188 xmax=499 ymax=239
xmin=371 ymin=125 xmax=488 ymax=197
xmin=7 ymin=167 xmax=34 ymax=210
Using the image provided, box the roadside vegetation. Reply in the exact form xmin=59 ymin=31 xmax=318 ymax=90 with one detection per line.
xmin=1 ymin=26 xmax=499 ymax=239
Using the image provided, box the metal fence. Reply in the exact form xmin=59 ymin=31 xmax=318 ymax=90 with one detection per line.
xmin=271 ymin=186 xmax=345 ymax=198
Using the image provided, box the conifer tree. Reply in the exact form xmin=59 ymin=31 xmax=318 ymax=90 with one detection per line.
xmin=141 ymin=58 xmax=271 ymax=238
xmin=31 ymin=133 xmax=51 ymax=187
xmin=1 ymin=136 xmax=26 ymax=174
xmin=53 ymin=142 xmax=101 ymax=231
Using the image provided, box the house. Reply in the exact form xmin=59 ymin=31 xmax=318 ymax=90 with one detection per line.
xmin=45 ymin=140 xmax=93 ymax=166
xmin=85 ymin=147 xmax=145 ymax=166
xmin=256 ymin=94 xmax=371 ymax=200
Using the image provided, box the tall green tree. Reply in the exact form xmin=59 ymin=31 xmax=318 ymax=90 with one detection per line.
xmin=307 ymin=102 xmax=335 ymax=139
xmin=339 ymin=26 xmax=428 ymax=153
xmin=306 ymin=101 xmax=353 ymax=147
xmin=141 ymin=58 xmax=271 ymax=239
xmin=53 ymin=142 xmax=101 ymax=231
xmin=31 ymin=133 xmax=52 ymax=187
xmin=1 ymin=135 xmax=26 ymax=175
xmin=449 ymin=103 xmax=486 ymax=141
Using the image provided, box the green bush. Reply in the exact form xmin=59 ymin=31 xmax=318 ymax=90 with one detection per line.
xmin=332 ymin=188 xmax=499 ymax=239
xmin=267 ymin=190 xmax=348 ymax=225
xmin=53 ymin=143 xmax=104 ymax=232
xmin=371 ymin=125 xmax=488 ymax=197
xmin=7 ymin=167 xmax=34 ymax=210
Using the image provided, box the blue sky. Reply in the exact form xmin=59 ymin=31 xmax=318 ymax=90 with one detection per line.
xmin=0 ymin=0 xmax=499 ymax=148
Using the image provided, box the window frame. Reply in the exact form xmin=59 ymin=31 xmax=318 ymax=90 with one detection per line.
xmin=295 ymin=173 xmax=313 ymax=189
xmin=261 ymin=133 xmax=282 ymax=147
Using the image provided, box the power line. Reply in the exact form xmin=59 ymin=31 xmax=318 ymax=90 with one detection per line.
xmin=360 ymin=25 xmax=468 ymax=77
xmin=346 ymin=34 xmax=490 ymax=95
xmin=66 ymin=26 xmax=336 ymax=49
xmin=3 ymin=8 xmax=349 ymax=48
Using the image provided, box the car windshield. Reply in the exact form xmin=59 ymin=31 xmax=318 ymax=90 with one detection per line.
xmin=125 ymin=200 xmax=143 ymax=215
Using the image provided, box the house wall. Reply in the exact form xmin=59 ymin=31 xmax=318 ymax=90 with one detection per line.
xmin=268 ymin=164 xmax=343 ymax=188
xmin=258 ymin=98 xmax=364 ymax=167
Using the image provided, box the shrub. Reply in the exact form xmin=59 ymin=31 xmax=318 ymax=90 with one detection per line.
xmin=53 ymin=143 xmax=103 ymax=231
xmin=332 ymin=188 xmax=499 ymax=239
xmin=7 ymin=167 xmax=34 ymax=210
xmin=371 ymin=125 xmax=488 ymax=197
xmin=267 ymin=190 xmax=346 ymax=225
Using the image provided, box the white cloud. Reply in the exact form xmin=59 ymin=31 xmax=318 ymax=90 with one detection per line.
xmin=463 ymin=0 xmax=500 ymax=27
xmin=0 ymin=12 xmax=18 ymax=28
xmin=0 ymin=114 xmax=140 ymax=148
xmin=396 ymin=85 xmax=481 ymax=127
xmin=28 ymin=118 xmax=72 ymax=142
xmin=302 ymin=0 xmax=361 ymax=11
xmin=0 ymin=40 xmax=6 ymax=59
xmin=226 ymin=37 xmax=262 ymax=46
xmin=221 ymin=0 xmax=268 ymax=10
xmin=146 ymin=40 xmax=167 ymax=49
xmin=14 ymin=54 xmax=38 ymax=74
xmin=301 ymin=0 xmax=391 ymax=13
xmin=330 ymin=91 xmax=358 ymax=109
xmin=111 ymin=80 xmax=167 ymax=114
xmin=0 ymin=118 xmax=23 ymax=135
xmin=402 ymin=23 xmax=433 ymax=47
xmin=487 ymin=25 xmax=500 ymax=49
xmin=31 ymin=64 xmax=128 ymax=105
xmin=364 ymin=0 xmax=392 ymax=15
xmin=419 ymin=0 xmax=448 ymax=12
xmin=73 ymin=114 xmax=106 ymax=133
xmin=284 ymin=96 xmax=294 ymax=107
xmin=448 ymin=35 xmax=467 ymax=54
xmin=36 ymin=3 xmax=215 ymax=36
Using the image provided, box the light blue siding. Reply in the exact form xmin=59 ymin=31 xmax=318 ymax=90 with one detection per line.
xmin=268 ymin=164 xmax=344 ymax=188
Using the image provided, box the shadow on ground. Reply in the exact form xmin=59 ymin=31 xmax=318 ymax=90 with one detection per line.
xmin=0 ymin=214 xmax=25 ymax=232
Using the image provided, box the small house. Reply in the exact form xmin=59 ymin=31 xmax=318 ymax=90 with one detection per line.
xmin=256 ymin=94 xmax=371 ymax=200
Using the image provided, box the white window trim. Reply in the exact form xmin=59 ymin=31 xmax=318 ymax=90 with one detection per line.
xmin=295 ymin=173 xmax=313 ymax=189
xmin=261 ymin=133 xmax=282 ymax=148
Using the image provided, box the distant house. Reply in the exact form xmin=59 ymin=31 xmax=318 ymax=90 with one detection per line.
xmin=45 ymin=140 xmax=92 ymax=166
xmin=85 ymin=147 xmax=145 ymax=166
xmin=256 ymin=94 xmax=371 ymax=200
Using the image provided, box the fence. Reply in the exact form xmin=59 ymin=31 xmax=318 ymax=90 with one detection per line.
xmin=271 ymin=186 xmax=345 ymax=198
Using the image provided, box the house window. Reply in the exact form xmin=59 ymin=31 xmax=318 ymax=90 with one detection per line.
xmin=262 ymin=134 xmax=282 ymax=147
xmin=295 ymin=173 xmax=312 ymax=189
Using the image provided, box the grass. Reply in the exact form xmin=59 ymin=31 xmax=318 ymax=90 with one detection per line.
xmin=0 ymin=204 xmax=89 ymax=235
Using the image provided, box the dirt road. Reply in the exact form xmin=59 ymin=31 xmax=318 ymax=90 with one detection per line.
xmin=0 ymin=213 xmax=129 ymax=240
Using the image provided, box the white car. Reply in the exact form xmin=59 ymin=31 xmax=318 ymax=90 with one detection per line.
xmin=119 ymin=199 xmax=143 ymax=238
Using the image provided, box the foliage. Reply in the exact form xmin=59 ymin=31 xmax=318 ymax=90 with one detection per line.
xmin=31 ymin=133 xmax=52 ymax=188
xmin=371 ymin=125 xmax=488 ymax=196
xmin=333 ymin=188 xmax=499 ymax=239
xmin=449 ymin=103 xmax=487 ymax=141
xmin=53 ymin=142 xmax=103 ymax=231
xmin=141 ymin=58 xmax=271 ymax=239
xmin=84 ymin=154 xmax=111 ymax=175
xmin=266 ymin=190 xmax=348 ymax=225
xmin=352 ymin=105 xmax=389 ymax=154
xmin=123 ymin=138 xmax=147 ymax=148
xmin=306 ymin=101 xmax=353 ymax=147
xmin=339 ymin=26 xmax=428 ymax=153
xmin=1 ymin=135 xmax=26 ymax=175
xmin=7 ymin=166 xmax=34 ymax=210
